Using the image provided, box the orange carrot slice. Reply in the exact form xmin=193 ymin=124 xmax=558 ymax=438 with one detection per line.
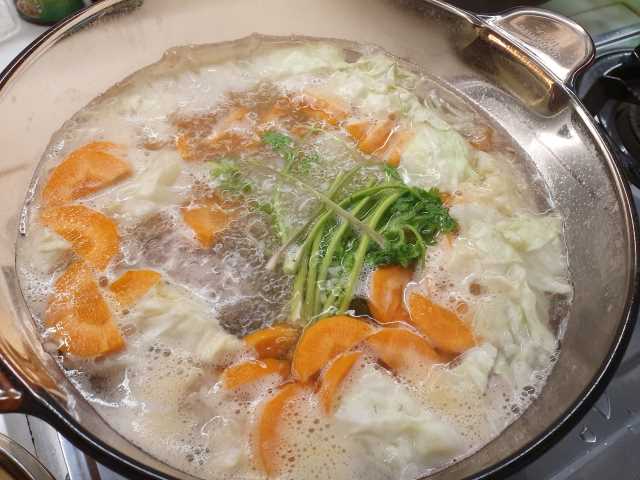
xmin=109 ymin=270 xmax=161 ymax=308
xmin=367 ymin=265 xmax=413 ymax=324
xmin=291 ymin=315 xmax=372 ymax=382
xmin=176 ymin=107 xmax=255 ymax=161
xmin=207 ymin=107 xmax=256 ymax=155
xmin=46 ymin=261 xmax=124 ymax=357
xmin=345 ymin=120 xmax=370 ymax=142
xmin=296 ymin=90 xmax=349 ymax=126
xmin=257 ymin=97 xmax=292 ymax=128
xmin=244 ymin=325 xmax=300 ymax=359
xmin=220 ymin=106 xmax=250 ymax=126
xmin=318 ymin=351 xmax=361 ymax=415
xmin=175 ymin=134 xmax=194 ymax=162
xmin=42 ymin=142 xmax=131 ymax=206
xmin=408 ymin=293 xmax=476 ymax=355
xmin=40 ymin=205 xmax=120 ymax=271
xmin=364 ymin=328 xmax=443 ymax=373
xmin=383 ymin=129 xmax=414 ymax=167
xmin=181 ymin=193 xmax=233 ymax=248
xmin=255 ymin=382 xmax=310 ymax=476
xmin=208 ymin=130 xmax=254 ymax=156
xmin=222 ymin=359 xmax=290 ymax=390
xmin=357 ymin=117 xmax=395 ymax=154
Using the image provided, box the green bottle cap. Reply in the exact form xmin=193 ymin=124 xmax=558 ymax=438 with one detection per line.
xmin=15 ymin=0 xmax=85 ymax=25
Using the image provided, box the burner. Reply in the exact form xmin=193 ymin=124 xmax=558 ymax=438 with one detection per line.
xmin=617 ymin=102 xmax=640 ymax=160
xmin=577 ymin=47 xmax=640 ymax=186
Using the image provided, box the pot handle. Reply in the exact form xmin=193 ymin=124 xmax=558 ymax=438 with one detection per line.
xmin=482 ymin=8 xmax=595 ymax=88
xmin=0 ymin=363 xmax=23 ymax=413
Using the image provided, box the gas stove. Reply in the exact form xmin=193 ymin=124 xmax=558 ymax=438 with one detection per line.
xmin=1 ymin=1 xmax=640 ymax=479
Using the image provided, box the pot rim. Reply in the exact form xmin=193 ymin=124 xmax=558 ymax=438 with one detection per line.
xmin=0 ymin=1 xmax=638 ymax=479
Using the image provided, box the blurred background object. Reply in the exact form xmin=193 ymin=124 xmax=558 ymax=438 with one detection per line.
xmin=12 ymin=0 xmax=83 ymax=25
xmin=0 ymin=0 xmax=19 ymax=42
xmin=447 ymin=0 xmax=546 ymax=12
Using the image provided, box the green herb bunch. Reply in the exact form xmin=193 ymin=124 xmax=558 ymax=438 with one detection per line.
xmin=366 ymin=187 xmax=457 ymax=268
xmin=210 ymin=131 xmax=457 ymax=326
xmin=287 ymin=176 xmax=456 ymax=324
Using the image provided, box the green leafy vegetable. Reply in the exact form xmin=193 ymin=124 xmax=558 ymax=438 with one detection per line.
xmin=210 ymin=159 xmax=254 ymax=194
xmin=213 ymin=138 xmax=457 ymax=326
xmin=383 ymin=164 xmax=403 ymax=183
xmin=366 ymin=187 xmax=457 ymax=267
xmin=262 ymin=130 xmax=319 ymax=175
xmin=209 ymin=159 xmax=280 ymax=229
xmin=262 ymin=130 xmax=294 ymax=153
xmin=245 ymin=159 xmax=386 ymax=248
xmin=262 ymin=131 xmax=321 ymax=239
xmin=266 ymin=168 xmax=359 ymax=271
xmin=283 ymin=164 xmax=457 ymax=325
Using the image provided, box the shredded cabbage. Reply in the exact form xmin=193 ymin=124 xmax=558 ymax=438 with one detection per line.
xmin=97 ymin=151 xmax=186 ymax=218
xmin=126 ymin=282 xmax=242 ymax=364
xmin=399 ymin=125 xmax=473 ymax=191
xmin=336 ymin=364 xmax=464 ymax=478
xmin=425 ymin=199 xmax=569 ymax=390
xmin=497 ymin=214 xmax=562 ymax=252
xmin=25 ymin=227 xmax=71 ymax=273
xmin=249 ymin=44 xmax=347 ymax=78
xmin=450 ymin=343 xmax=498 ymax=392
xmin=325 ymin=53 xmax=452 ymax=130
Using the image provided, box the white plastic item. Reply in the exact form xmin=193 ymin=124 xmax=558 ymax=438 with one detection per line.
xmin=0 ymin=0 xmax=19 ymax=43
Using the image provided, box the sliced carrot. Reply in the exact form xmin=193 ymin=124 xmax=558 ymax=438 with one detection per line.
xmin=256 ymin=382 xmax=310 ymax=476
xmin=357 ymin=117 xmax=395 ymax=154
xmin=109 ymin=270 xmax=161 ymax=308
xmin=221 ymin=106 xmax=250 ymax=125
xmin=46 ymin=261 xmax=124 ymax=357
xmin=222 ymin=359 xmax=290 ymax=390
xmin=258 ymin=97 xmax=293 ymax=127
xmin=244 ymin=325 xmax=300 ymax=359
xmin=176 ymin=107 xmax=255 ymax=161
xmin=291 ymin=315 xmax=373 ymax=382
xmin=440 ymin=192 xmax=453 ymax=207
xmin=364 ymin=328 xmax=443 ymax=373
xmin=208 ymin=130 xmax=254 ymax=157
xmin=345 ymin=120 xmax=370 ymax=142
xmin=42 ymin=142 xmax=131 ymax=206
xmin=290 ymin=124 xmax=311 ymax=138
xmin=177 ymin=131 xmax=255 ymax=162
xmin=181 ymin=193 xmax=233 ymax=248
xmin=383 ymin=129 xmax=414 ymax=167
xmin=436 ymin=349 xmax=459 ymax=363
xmin=175 ymin=134 xmax=194 ymax=162
xmin=367 ymin=265 xmax=413 ymax=324
xmin=172 ymin=111 xmax=219 ymax=132
xmin=40 ymin=205 xmax=120 ymax=271
xmin=318 ymin=351 xmax=361 ymax=415
xmin=207 ymin=107 xmax=257 ymax=155
xmin=296 ymin=90 xmax=349 ymax=126
xmin=408 ymin=293 xmax=476 ymax=355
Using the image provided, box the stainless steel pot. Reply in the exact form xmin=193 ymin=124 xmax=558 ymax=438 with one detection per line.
xmin=0 ymin=1 xmax=637 ymax=479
